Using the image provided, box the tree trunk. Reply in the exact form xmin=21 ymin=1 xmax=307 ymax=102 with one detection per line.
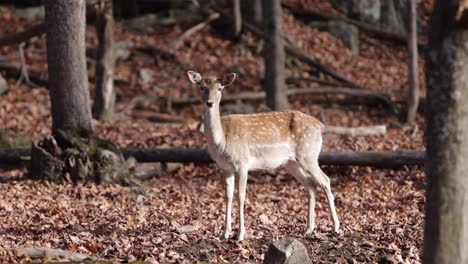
xmin=253 ymin=0 xmax=262 ymax=26
xmin=241 ymin=0 xmax=262 ymax=26
xmin=262 ymin=0 xmax=289 ymax=110
xmin=424 ymin=1 xmax=468 ymax=263
xmin=44 ymin=0 xmax=93 ymax=136
xmin=113 ymin=0 xmax=138 ymax=19
xmin=34 ymin=0 xmax=131 ymax=185
xmin=231 ymin=0 xmax=242 ymax=38
xmin=406 ymin=0 xmax=419 ymax=123
xmin=92 ymin=0 xmax=116 ymax=121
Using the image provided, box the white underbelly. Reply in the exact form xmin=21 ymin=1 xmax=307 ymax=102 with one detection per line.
xmin=248 ymin=142 xmax=292 ymax=170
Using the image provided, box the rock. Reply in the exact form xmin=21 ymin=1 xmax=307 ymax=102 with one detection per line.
xmin=115 ymin=40 xmax=134 ymax=60
xmin=327 ymin=21 xmax=359 ymax=55
xmin=132 ymin=162 xmax=181 ymax=180
xmin=0 ymin=74 xmax=8 ymax=95
xmin=380 ymin=0 xmax=407 ymax=34
xmin=263 ymin=238 xmax=312 ymax=264
xmin=176 ymin=225 xmax=198 ymax=234
xmin=139 ymin=69 xmax=153 ymax=83
xmin=15 ymin=6 xmax=45 ymax=20
xmin=95 ymin=148 xmax=129 ymax=184
xmin=259 ymin=214 xmax=272 ymax=225
xmin=332 ymin=0 xmax=381 ymax=24
xmin=129 ymin=14 xmax=159 ymax=32
xmin=331 ymin=0 xmax=351 ymax=14
xmin=349 ymin=0 xmax=381 ymax=24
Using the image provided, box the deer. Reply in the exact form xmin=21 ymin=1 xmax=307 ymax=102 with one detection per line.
xmin=187 ymin=71 xmax=340 ymax=241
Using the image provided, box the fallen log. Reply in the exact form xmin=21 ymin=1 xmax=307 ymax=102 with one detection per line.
xmin=286 ymin=76 xmax=343 ymax=87
xmin=131 ymin=110 xmax=187 ymax=123
xmin=284 ymin=43 xmax=364 ymax=88
xmin=172 ymin=86 xmax=396 ymax=111
xmin=319 ymin=150 xmax=424 ymax=168
xmin=0 ymin=148 xmax=30 ymax=167
xmin=122 ymin=148 xmax=424 ymax=168
xmin=0 ymin=23 xmax=46 ymax=48
xmin=134 ymin=46 xmax=184 ymax=66
xmin=169 ymin=12 xmax=220 ymax=50
xmin=0 ymin=63 xmax=48 ymax=87
xmin=325 ymin=125 xmax=386 ymax=136
xmin=0 ymin=3 xmax=102 ymax=48
xmin=1 ymin=148 xmax=424 ymax=168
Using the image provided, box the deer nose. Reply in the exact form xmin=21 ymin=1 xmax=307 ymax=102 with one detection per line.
xmin=206 ymin=101 xmax=214 ymax=108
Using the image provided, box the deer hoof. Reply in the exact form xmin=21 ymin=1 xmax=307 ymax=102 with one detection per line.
xmin=221 ymin=230 xmax=231 ymax=240
xmin=235 ymin=232 xmax=245 ymax=242
xmin=304 ymin=228 xmax=315 ymax=235
xmin=334 ymin=222 xmax=340 ymax=234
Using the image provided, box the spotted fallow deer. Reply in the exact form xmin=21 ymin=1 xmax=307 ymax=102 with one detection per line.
xmin=187 ymin=71 xmax=340 ymax=241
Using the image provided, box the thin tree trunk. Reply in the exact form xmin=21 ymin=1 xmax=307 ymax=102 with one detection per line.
xmin=406 ymin=0 xmax=419 ymax=123
xmin=113 ymin=0 xmax=138 ymax=19
xmin=232 ymin=0 xmax=242 ymax=38
xmin=253 ymin=0 xmax=262 ymax=26
xmin=424 ymin=1 xmax=468 ymax=263
xmin=44 ymin=0 xmax=93 ymax=136
xmin=241 ymin=0 xmax=262 ymax=26
xmin=92 ymin=0 xmax=115 ymax=121
xmin=263 ymin=0 xmax=289 ymax=110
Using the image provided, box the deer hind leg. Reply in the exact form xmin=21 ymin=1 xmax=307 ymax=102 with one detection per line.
xmin=299 ymin=159 xmax=340 ymax=233
xmin=285 ymin=161 xmax=317 ymax=235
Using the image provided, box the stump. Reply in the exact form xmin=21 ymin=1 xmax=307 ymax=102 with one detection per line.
xmin=30 ymin=130 xmax=133 ymax=184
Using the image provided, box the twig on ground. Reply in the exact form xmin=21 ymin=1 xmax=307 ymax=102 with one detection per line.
xmin=170 ymin=12 xmax=220 ymax=50
xmin=15 ymin=43 xmax=38 ymax=88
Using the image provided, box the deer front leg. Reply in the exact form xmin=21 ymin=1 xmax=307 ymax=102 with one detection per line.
xmin=222 ymin=172 xmax=235 ymax=240
xmin=236 ymin=168 xmax=248 ymax=242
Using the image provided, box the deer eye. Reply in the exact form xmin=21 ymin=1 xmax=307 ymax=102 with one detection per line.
xmin=218 ymin=87 xmax=222 ymax=91
xmin=199 ymin=86 xmax=204 ymax=91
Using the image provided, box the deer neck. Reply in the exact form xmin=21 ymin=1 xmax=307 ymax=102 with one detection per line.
xmin=204 ymin=105 xmax=225 ymax=150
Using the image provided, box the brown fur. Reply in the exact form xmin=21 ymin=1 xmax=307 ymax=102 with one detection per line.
xmin=221 ymin=110 xmax=324 ymax=145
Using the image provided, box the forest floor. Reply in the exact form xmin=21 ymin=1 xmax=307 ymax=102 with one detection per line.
xmin=0 ymin=1 xmax=430 ymax=263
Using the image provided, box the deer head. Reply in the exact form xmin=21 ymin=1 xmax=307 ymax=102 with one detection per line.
xmin=187 ymin=71 xmax=236 ymax=108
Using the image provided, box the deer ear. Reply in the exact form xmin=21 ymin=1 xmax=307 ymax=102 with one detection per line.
xmin=187 ymin=71 xmax=202 ymax=84
xmin=221 ymin=73 xmax=236 ymax=87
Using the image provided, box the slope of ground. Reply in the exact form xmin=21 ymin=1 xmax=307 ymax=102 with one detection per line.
xmin=0 ymin=1 xmax=429 ymax=262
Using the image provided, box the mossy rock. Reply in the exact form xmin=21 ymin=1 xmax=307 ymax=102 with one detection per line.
xmin=0 ymin=131 xmax=35 ymax=148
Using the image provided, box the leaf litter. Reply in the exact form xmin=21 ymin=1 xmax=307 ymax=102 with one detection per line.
xmin=0 ymin=0 xmax=431 ymax=262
